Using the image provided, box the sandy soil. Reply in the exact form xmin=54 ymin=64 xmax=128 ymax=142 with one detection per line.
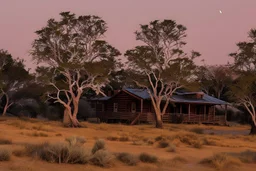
xmin=0 ymin=117 xmax=255 ymax=171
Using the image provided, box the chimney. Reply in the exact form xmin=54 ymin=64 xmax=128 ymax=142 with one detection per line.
xmin=196 ymin=92 xmax=204 ymax=99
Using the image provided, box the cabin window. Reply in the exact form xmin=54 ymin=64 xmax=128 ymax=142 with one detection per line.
xmin=113 ymin=103 xmax=118 ymax=112
xmin=131 ymin=102 xmax=136 ymax=113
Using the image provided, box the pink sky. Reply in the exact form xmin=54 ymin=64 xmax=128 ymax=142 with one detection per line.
xmin=0 ymin=0 xmax=256 ymax=70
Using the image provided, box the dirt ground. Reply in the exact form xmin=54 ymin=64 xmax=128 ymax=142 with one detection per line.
xmin=0 ymin=117 xmax=255 ymax=171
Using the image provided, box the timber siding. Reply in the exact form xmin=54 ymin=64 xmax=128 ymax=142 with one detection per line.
xmin=89 ymin=88 xmax=228 ymax=125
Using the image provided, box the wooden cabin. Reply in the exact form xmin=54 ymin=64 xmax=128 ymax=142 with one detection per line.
xmin=89 ymin=88 xmax=228 ymax=125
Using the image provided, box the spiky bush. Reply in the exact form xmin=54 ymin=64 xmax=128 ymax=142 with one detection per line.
xmin=92 ymin=139 xmax=105 ymax=154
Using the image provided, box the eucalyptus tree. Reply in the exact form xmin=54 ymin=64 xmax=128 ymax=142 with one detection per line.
xmin=0 ymin=49 xmax=32 ymax=116
xmin=230 ymin=29 xmax=256 ymax=134
xmin=31 ymin=12 xmax=121 ymax=127
xmin=125 ymin=20 xmax=200 ymax=128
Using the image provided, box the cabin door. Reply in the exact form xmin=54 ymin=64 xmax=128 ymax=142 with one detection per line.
xmin=131 ymin=102 xmax=136 ymax=113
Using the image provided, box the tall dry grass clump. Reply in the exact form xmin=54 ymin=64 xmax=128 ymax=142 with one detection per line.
xmin=200 ymin=153 xmax=241 ymax=170
xmin=65 ymin=136 xmax=86 ymax=146
xmin=91 ymin=139 xmax=105 ymax=154
xmin=24 ymin=142 xmax=90 ymax=164
xmin=116 ymin=152 xmax=139 ymax=166
xmin=0 ymin=148 xmax=11 ymax=161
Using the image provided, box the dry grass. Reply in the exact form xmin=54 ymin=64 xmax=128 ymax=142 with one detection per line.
xmin=190 ymin=127 xmax=204 ymax=134
xmin=27 ymin=131 xmax=49 ymax=137
xmin=90 ymin=150 xmax=114 ymax=168
xmin=55 ymin=133 xmax=62 ymax=136
xmin=0 ymin=138 xmax=12 ymax=144
xmin=158 ymin=140 xmax=169 ymax=148
xmin=0 ymin=148 xmax=11 ymax=161
xmin=200 ymin=153 xmax=241 ymax=170
xmin=24 ymin=142 xmax=91 ymax=164
xmin=228 ymin=150 xmax=256 ymax=163
xmin=115 ymin=152 xmax=139 ymax=166
xmin=139 ymin=153 xmax=158 ymax=163
xmin=12 ymin=147 xmax=27 ymax=157
xmin=92 ymin=139 xmax=106 ymax=154
xmin=65 ymin=136 xmax=86 ymax=146
xmin=32 ymin=124 xmax=53 ymax=132
xmin=8 ymin=120 xmax=27 ymax=129
xmin=166 ymin=143 xmax=176 ymax=152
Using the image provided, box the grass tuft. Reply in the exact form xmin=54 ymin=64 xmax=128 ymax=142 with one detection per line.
xmin=158 ymin=140 xmax=169 ymax=148
xmin=92 ymin=139 xmax=105 ymax=154
xmin=0 ymin=148 xmax=11 ymax=161
xmin=0 ymin=138 xmax=12 ymax=144
xmin=190 ymin=127 xmax=204 ymax=134
xmin=200 ymin=153 xmax=241 ymax=170
xmin=90 ymin=150 xmax=113 ymax=168
xmin=116 ymin=152 xmax=139 ymax=166
xmin=139 ymin=153 xmax=158 ymax=163
xmin=65 ymin=136 xmax=86 ymax=146
xmin=166 ymin=143 xmax=176 ymax=152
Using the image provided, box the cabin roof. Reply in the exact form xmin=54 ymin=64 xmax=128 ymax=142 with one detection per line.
xmin=124 ymin=88 xmax=151 ymax=100
xmin=90 ymin=88 xmax=228 ymax=105
xmin=171 ymin=94 xmax=227 ymax=105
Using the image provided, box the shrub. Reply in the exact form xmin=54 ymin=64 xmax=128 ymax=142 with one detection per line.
xmin=32 ymin=125 xmax=52 ymax=132
xmin=200 ymin=153 xmax=241 ymax=170
xmin=0 ymin=138 xmax=12 ymax=145
xmin=106 ymin=136 xmax=119 ymax=141
xmin=166 ymin=144 xmax=176 ymax=152
xmin=190 ymin=127 xmax=204 ymax=134
xmin=139 ymin=153 xmax=158 ymax=163
xmin=90 ymin=150 xmax=113 ymax=167
xmin=0 ymin=148 xmax=11 ymax=161
xmin=25 ymin=142 xmax=90 ymax=164
xmin=131 ymin=140 xmax=143 ymax=146
xmin=65 ymin=136 xmax=86 ymax=146
xmin=171 ymin=156 xmax=187 ymax=163
xmin=158 ymin=140 xmax=169 ymax=148
xmin=202 ymin=138 xmax=217 ymax=146
xmin=155 ymin=135 xmax=164 ymax=141
xmin=12 ymin=147 xmax=26 ymax=157
xmin=228 ymin=150 xmax=256 ymax=163
xmin=119 ymin=136 xmax=129 ymax=142
xmin=30 ymin=132 xmax=49 ymax=137
xmin=92 ymin=139 xmax=105 ymax=154
xmin=55 ymin=133 xmax=62 ymax=137
xmin=116 ymin=152 xmax=139 ymax=166
xmin=193 ymin=141 xmax=203 ymax=149
xmin=8 ymin=121 xmax=26 ymax=129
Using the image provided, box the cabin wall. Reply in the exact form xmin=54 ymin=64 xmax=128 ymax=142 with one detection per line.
xmin=105 ymin=91 xmax=151 ymax=113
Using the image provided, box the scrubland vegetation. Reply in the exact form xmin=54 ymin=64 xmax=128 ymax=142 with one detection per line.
xmin=0 ymin=117 xmax=255 ymax=171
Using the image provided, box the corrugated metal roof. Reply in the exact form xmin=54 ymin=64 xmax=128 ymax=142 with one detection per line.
xmin=90 ymin=88 xmax=227 ymax=105
xmin=171 ymin=94 xmax=227 ymax=105
xmin=125 ymin=88 xmax=227 ymax=105
xmin=124 ymin=88 xmax=151 ymax=99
